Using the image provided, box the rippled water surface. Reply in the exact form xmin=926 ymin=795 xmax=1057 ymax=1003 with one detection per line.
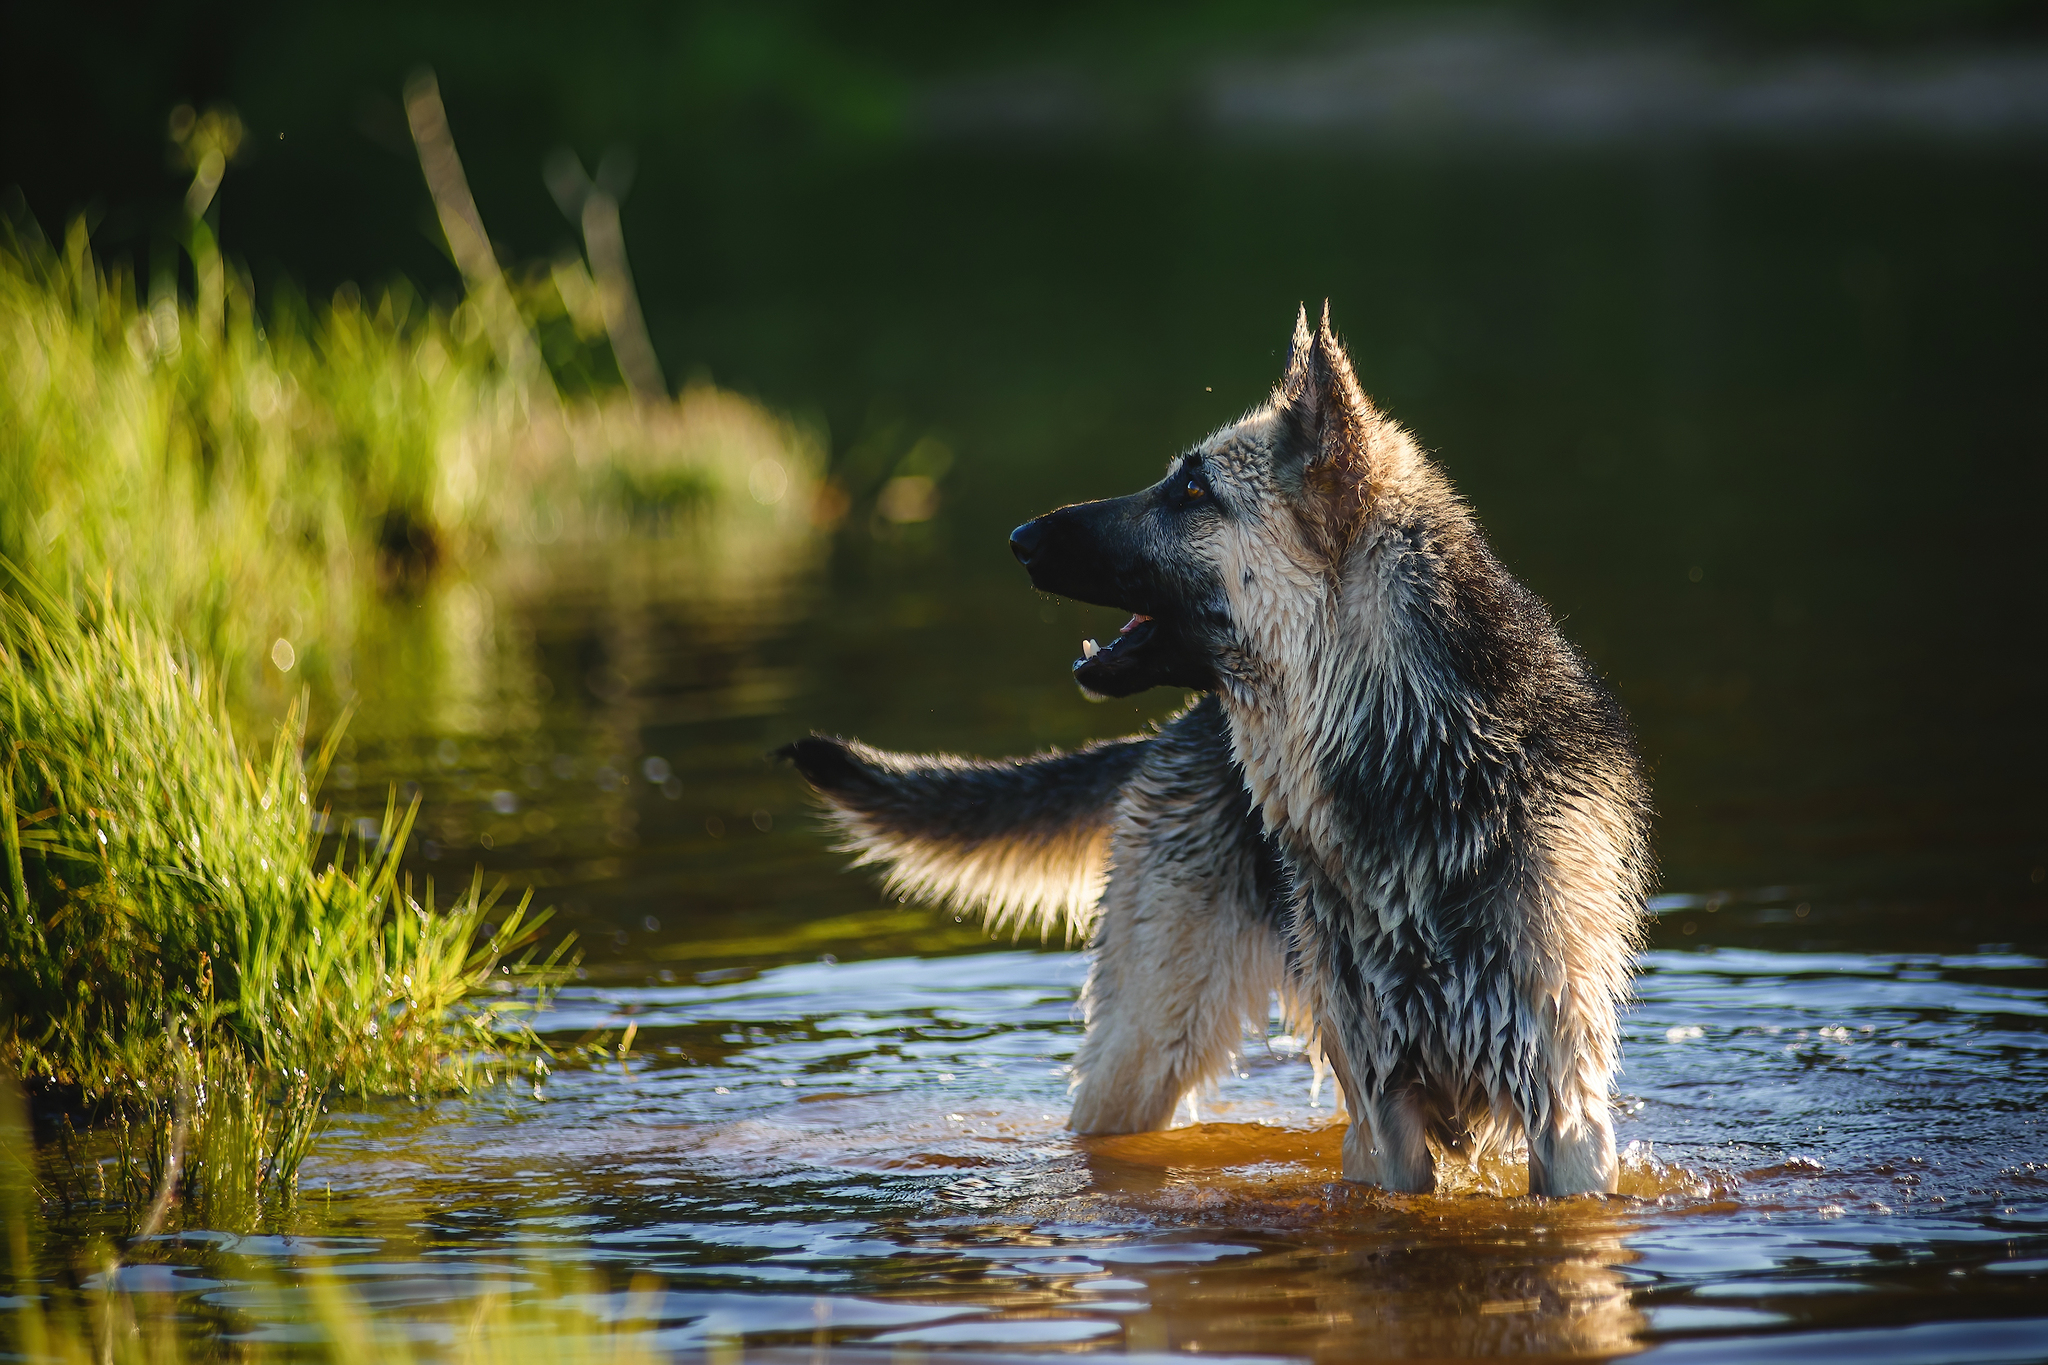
xmin=87 ymin=517 xmax=2048 ymax=1361
xmin=95 ymin=943 xmax=2048 ymax=1361
xmin=25 ymin=137 xmax=2048 ymax=1362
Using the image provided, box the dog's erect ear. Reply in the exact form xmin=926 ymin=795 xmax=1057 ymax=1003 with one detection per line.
xmin=1276 ymin=300 xmax=1374 ymax=548
xmin=1280 ymin=303 xmax=1319 ymax=405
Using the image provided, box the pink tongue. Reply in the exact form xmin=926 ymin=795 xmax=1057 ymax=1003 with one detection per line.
xmin=1118 ymin=613 xmax=1150 ymax=635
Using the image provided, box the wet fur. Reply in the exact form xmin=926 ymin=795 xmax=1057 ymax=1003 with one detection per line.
xmin=781 ymin=306 xmax=1652 ymax=1197
xmin=777 ymin=733 xmax=1147 ymax=940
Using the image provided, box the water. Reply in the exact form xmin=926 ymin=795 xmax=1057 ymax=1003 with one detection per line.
xmin=22 ymin=69 xmax=2048 ymax=1363
xmin=93 ymin=947 xmax=2048 ymax=1360
xmin=99 ymin=478 xmax=2048 ymax=1360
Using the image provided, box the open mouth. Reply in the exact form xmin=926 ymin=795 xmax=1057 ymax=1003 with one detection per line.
xmin=1072 ymin=613 xmax=1158 ymax=701
xmin=1010 ymin=504 xmax=1216 ymax=698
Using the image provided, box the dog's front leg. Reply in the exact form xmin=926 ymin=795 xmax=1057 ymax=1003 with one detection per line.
xmin=1527 ymin=1099 xmax=1618 ymax=1197
xmin=1065 ymin=695 xmax=1286 ymax=1136
xmin=1067 ymin=881 xmax=1283 ymax=1134
xmin=1327 ymin=1049 xmax=1436 ymax=1194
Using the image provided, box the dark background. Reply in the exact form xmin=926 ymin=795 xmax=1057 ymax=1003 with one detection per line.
xmin=6 ymin=1 xmax=2046 ymax=955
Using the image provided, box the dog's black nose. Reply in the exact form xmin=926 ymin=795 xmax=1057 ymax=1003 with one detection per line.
xmin=1009 ymin=519 xmax=1044 ymax=567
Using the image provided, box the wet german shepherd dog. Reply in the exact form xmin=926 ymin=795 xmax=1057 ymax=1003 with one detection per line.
xmin=781 ymin=306 xmax=1652 ymax=1196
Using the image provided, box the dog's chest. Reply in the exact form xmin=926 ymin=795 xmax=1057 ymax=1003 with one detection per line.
xmin=1231 ymin=678 xmax=1510 ymax=904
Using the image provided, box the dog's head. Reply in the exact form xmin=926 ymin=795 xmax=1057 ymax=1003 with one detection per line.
xmin=1012 ymin=302 xmax=1402 ymax=698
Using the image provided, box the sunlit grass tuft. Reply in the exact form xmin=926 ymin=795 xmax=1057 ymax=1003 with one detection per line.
xmin=0 ymin=218 xmax=826 ymax=717
xmin=0 ymin=98 xmax=828 ymax=1230
xmin=0 ymin=576 xmax=567 ymax=1213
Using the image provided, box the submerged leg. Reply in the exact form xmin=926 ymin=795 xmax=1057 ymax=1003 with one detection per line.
xmin=1336 ymin=1075 xmax=1437 ymax=1194
xmin=1287 ymin=885 xmax=1434 ymax=1192
xmin=1069 ymin=877 xmax=1285 ymax=1133
xmin=1068 ymin=699 xmax=1291 ymax=1134
xmin=1527 ymin=1101 xmax=1619 ymax=1197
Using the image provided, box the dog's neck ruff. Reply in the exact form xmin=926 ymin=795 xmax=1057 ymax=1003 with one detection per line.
xmin=1218 ymin=492 xmax=1493 ymax=927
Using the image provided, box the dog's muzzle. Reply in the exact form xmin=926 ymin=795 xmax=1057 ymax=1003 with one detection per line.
xmin=1008 ymin=518 xmax=1045 ymax=569
xmin=1009 ymin=500 xmax=1216 ymax=698
xmin=1008 ymin=503 xmax=1134 ymax=609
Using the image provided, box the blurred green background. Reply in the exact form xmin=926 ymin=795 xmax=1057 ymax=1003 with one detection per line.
xmin=5 ymin=0 xmax=2045 ymax=968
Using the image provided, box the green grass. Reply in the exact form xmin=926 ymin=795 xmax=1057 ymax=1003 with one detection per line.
xmin=0 ymin=217 xmax=826 ymax=718
xmin=0 ymin=177 xmax=825 ymax=1220
xmin=0 ymin=576 xmax=567 ymax=1211
xmin=0 ymin=218 xmax=464 ymax=708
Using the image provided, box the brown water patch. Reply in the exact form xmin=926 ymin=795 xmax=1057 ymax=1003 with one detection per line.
xmin=1077 ymin=1122 xmax=1712 ymax=1213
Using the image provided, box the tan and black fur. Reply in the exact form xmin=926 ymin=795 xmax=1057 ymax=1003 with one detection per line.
xmin=780 ymin=305 xmax=1653 ymax=1196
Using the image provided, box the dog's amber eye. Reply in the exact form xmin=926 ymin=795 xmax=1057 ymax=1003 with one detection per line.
xmin=1183 ymin=477 xmax=1205 ymax=499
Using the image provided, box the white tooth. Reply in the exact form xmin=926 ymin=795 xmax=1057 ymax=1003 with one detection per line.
xmin=1081 ymin=639 xmax=1099 ymax=659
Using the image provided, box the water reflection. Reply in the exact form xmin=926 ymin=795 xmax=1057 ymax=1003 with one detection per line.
xmin=70 ymin=943 xmax=2046 ymax=1360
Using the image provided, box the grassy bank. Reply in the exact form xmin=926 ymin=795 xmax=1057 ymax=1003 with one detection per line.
xmin=0 ymin=93 xmax=829 ymax=1225
xmin=0 ymin=578 xmax=566 ymax=1214
xmin=0 ymin=214 xmax=827 ymax=719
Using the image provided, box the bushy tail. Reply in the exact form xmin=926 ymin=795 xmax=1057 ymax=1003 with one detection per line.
xmin=777 ymin=733 xmax=1152 ymax=941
